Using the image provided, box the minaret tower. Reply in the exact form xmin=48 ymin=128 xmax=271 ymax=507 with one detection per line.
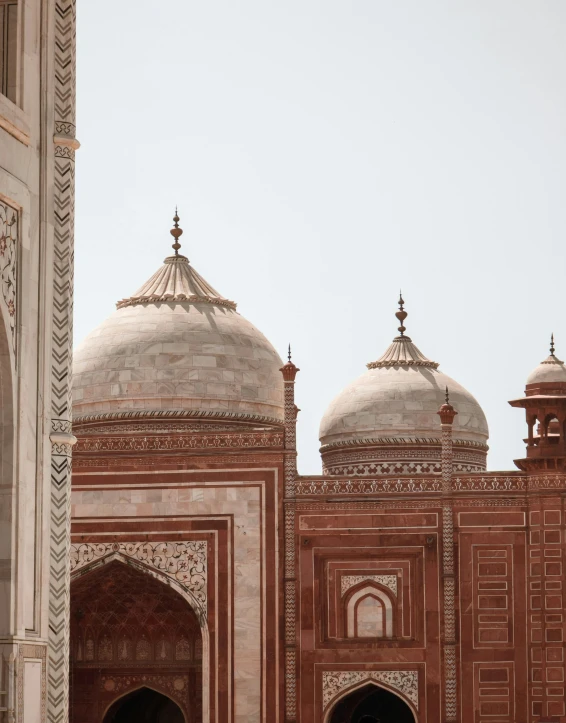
xmin=509 ymin=335 xmax=566 ymax=471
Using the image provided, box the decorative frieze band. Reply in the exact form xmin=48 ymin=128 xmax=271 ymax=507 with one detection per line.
xmin=323 ymin=460 xmax=484 ymax=476
xmin=74 ymin=430 xmax=283 ymax=453
xmin=322 ymin=670 xmax=419 ymax=711
xmin=70 ymin=541 xmax=207 ymax=613
xmin=296 ymin=475 xmax=529 ymax=495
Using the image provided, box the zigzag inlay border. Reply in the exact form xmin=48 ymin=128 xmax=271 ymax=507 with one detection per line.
xmin=48 ymin=1 xmax=76 ymax=722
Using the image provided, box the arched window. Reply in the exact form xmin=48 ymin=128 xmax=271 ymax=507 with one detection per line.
xmin=345 ymin=584 xmax=394 ymax=638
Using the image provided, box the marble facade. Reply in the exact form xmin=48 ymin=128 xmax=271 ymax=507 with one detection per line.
xmin=0 ymin=0 xmax=77 ymax=721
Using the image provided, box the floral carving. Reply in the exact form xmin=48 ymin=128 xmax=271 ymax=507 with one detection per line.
xmin=322 ymin=670 xmax=419 ymax=711
xmin=0 ymin=201 xmax=17 ymax=353
xmin=341 ymin=574 xmax=398 ymax=597
xmin=70 ymin=541 xmax=207 ymax=611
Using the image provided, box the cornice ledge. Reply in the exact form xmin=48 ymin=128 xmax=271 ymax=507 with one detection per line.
xmin=53 ymin=131 xmax=80 ymax=150
xmin=73 ymin=408 xmax=284 ymax=427
xmin=50 ymin=431 xmax=77 ymax=446
xmin=320 ymin=437 xmax=489 ymax=452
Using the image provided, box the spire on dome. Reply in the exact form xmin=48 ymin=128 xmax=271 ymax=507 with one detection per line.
xmin=540 ymin=333 xmax=564 ymax=366
xmin=170 ymin=208 xmax=183 ymax=257
xmin=395 ymin=291 xmax=407 ymax=337
xmin=367 ymin=295 xmax=439 ymax=369
xmin=116 ymin=209 xmax=236 ymax=310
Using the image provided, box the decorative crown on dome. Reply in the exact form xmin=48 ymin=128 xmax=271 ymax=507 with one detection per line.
xmin=366 ymin=294 xmax=439 ymax=369
xmin=117 ymin=212 xmax=236 ymax=310
xmin=540 ymin=333 xmax=564 ymax=366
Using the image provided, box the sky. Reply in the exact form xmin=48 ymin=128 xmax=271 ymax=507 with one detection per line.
xmin=75 ymin=1 xmax=566 ymax=475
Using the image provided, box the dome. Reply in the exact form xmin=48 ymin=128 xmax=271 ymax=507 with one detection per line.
xmin=526 ymin=336 xmax=566 ymax=386
xmin=73 ymin=216 xmax=284 ymax=425
xmin=320 ymin=365 xmax=488 ymax=446
xmin=319 ymin=297 xmax=489 ymax=476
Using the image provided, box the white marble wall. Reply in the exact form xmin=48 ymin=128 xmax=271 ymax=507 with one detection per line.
xmin=0 ymin=0 xmax=74 ymax=720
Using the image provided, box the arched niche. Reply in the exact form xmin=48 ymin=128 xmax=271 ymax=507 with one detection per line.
xmin=70 ymin=558 xmax=206 ymax=723
xmin=325 ymin=680 xmax=417 ymax=723
xmin=344 ymin=582 xmax=395 ymax=639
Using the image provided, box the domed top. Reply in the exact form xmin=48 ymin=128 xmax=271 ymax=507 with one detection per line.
xmin=319 ymin=296 xmax=488 ymax=450
xmin=73 ymin=213 xmax=284 ymax=424
xmin=526 ymin=335 xmax=566 ymax=386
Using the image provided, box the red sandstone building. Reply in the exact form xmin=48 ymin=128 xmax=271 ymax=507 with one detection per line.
xmin=69 ymin=217 xmax=566 ymax=723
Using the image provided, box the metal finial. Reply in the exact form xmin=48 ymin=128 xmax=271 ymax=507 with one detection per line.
xmin=550 ymin=333 xmax=555 ymax=356
xmin=170 ymin=209 xmax=183 ymax=256
xmin=445 ymin=386 xmax=449 ymax=404
xmin=395 ymin=291 xmax=407 ymax=337
xmin=288 ymin=344 xmax=292 ymax=362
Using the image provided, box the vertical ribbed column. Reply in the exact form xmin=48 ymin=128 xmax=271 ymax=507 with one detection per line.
xmin=280 ymin=351 xmax=299 ymax=722
xmin=438 ymin=393 xmax=458 ymax=723
xmin=49 ymin=0 xmax=79 ymax=720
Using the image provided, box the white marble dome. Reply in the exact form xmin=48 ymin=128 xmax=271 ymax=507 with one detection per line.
xmin=73 ymin=233 xmax=284 ymax=423
xmin=526 ymin=341 xmax=566 ymax=386
xmin=319 ymin=302 xmax=489 ymax=475
xmin=320 ymin=361 xmax=488 ymax=447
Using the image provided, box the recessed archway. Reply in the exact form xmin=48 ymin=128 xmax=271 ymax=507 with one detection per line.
xmin=70 ymin=560 xmax=202 ymax=723
xmin=103 ymin=686 xmax=185 ymax=723
xmin=327 ymin=682 xmax=416 ymax=723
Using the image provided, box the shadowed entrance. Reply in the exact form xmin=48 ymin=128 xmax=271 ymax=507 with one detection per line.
xmin=70 ymin=560 xmax=202 ymax=723
xmin=103 ymin=687 xmax=185 ymax=723
xmin=329 ymin=683 xmax=415 ymax=723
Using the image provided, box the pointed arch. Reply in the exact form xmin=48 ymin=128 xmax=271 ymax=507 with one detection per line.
xmin=101 ymin=685 xmax=187 ymax=723
xmin=70 ymin=553 xmax=209 ymax=722
xmin=323 ymin=678 xmax=418 ymax=723
xmin=70 ymin=550 xmax=207 ymax=627
xmin=344 ymin=582 xmax=395 ymax=638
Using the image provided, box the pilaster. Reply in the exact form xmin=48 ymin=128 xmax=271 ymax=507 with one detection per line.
xmin=280 ymin=352 xmax=299 ymax=723
xmin=438 ymin=397 xmax=458 ymax=723
xmin=47 ymin=0 xmax=78 ymax=720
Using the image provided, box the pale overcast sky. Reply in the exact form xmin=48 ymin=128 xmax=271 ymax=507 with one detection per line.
xmin=75 ymin=1 xmax=566 ymax=474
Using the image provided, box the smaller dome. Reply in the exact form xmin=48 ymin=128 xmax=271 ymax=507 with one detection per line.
xmin=526 ymin=335 xmax=566 ymax=386
xmin=318 ymin=296 xmax=489 ymax=476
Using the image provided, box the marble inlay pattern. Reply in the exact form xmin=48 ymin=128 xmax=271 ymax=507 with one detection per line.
xmin=70 ymin=541 xmax=207 ymax=609
xmin=341 ymin=574 xmax=398 ymax=598
xmin=322 ymin=670 xmax=419 ymax=710
xmin=0 ymin=200 xmax=17 ymax=352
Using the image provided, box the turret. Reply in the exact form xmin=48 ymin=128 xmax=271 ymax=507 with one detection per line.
xmin=509 ymin=334 xmax=566 ymax=471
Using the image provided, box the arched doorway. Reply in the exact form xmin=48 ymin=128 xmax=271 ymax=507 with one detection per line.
xmin=103 ymin=687 xmax=185 ymax=723
xmin=328 ymin=683 xmax=415 ymax=723
xmin=70 ymin=560 xmax=202 ymax=723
